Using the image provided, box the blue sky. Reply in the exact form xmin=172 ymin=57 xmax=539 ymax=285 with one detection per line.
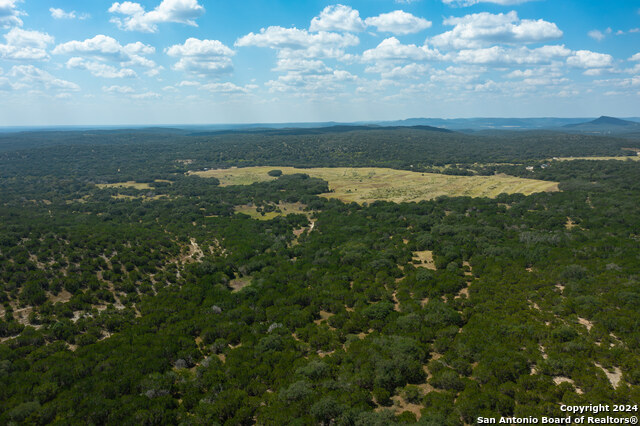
xmin=0 ymin=0 xmax=638 ymax=125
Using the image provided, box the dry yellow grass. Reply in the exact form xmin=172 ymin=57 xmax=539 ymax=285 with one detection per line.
xmin=234 ymin=202 xmax=309 ymax=220
xmin=97 ymin=181 xmax=152 ymax=190
xmin=412 ymin=250 xmax=436 ymax=270
xmin=96 ymin=179 xmax=172 ymax=190
xmin=551 ymin=156 xmax=640 ymax=162
xmin=194 ymin=166 xmax=559 ymax=204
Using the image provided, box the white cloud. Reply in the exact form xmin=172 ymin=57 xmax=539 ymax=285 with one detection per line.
xmin=310 ymin=5 xmax=365 ymax=33
xmin=103 ymin=85 xmax=134 ymax=93
xmin=362 ymin=37 xmax=440 ymax=62
xmin=364 ymin=10 xmax=432 ymax=35
xmin=0 ymin=0 xmax=24 ymax=28
xmin=266 ymin=69 xmax=356 ymax=94
xmin=235 ymin=26 xmax=358 ymax=59
xmin=0 ymin=76 xmax=12 ymax=91
xmin=588 ymin=28 xmax=611 ymax=41
xmin=49 ymin=8 xmax=89 ymax=20
xmin=7 ymin=64 xmax=80 ymax=91
xmin=629 ymin=52 xmax=640 ymax=62
xmin=567 ymin=50 xmax=613 ymax=68
xmin=443 ymin=0 xmax=533 ymax=6
xmin=379 ymin=63 xmax=430 ymax=80
xmin=53 ymin=35 xmax=159 ymax=76
xmin=506 ymin=66 xmax=563 ymax=79
xmin=177 ymin=80 xmax=200 ymax=87
xmin=166 ymin=38 xmax=235 ymax=75
xmin=67 ymin=58 xmax=137 ymax=78
xmin=54 ymin=35 xmax=150 ymax=62
xmin=0 ymin=28 xmax=54 ymax=61
xmin=202 ymin=82 xmax=256 ymax=94
xmin=431 ymin=11 xmax=562 ymax=49
xmin=131 ymin=91 xmax=160 ymax=99
xmin=452 ymin=45 xmax=570 ymax=65
xmin=273 ymin=58 xmax=331 ymax=75
xmin=109 ymin=0 xmax=205 ymax=33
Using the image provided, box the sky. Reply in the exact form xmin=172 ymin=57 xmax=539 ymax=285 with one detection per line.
xmin=0 ymin=0 xmax=638 ymax=125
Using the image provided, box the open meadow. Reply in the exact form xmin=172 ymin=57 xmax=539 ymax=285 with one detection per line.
xmin=194 ymin=166 xmax=559 ymax=204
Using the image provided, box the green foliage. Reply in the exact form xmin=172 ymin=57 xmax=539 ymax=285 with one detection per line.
xmin=0 ymin=127 xmax=639 ymax=423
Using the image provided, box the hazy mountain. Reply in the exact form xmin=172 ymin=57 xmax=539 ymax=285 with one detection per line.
xmin=563 ymin=116 xmax=640 ymax=134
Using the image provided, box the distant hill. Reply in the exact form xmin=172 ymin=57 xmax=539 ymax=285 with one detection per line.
xmin=188 ymin=124 xmax=453 ymax=137
xmin=563 ymin=116 xmax=640 ymax=134
xmin=566 ymin=116 xmax=639 ymax=127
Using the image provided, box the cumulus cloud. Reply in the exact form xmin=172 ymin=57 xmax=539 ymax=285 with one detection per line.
xmin=109 ymin=0 xmax=205 ymax=33
xmin=0 ymin=28 xmax=54 ymax=61
xmin=7 ymin=64 xmax=80 ymax=91
xmin=131 ymin=91 xmax=160 ymax=99
xmin=431 ymin=11 xmax=562 ymax=49
xmin=273 ymin=58 xmax=332 ymax=75
xmin=49 ymin=8 xmax=89 ymax=20
xmin=53 ymin=35 xmax=160 ymax=75
xmin=266 ymin=69 xmax=356 ymax=94
xmin=166 ymin=38 xmax=235 ymax=75
xmin=54 ymin=35 xmax=154 ymax=62
xmin=202 ymin=82 xmax=256 ymax=94
xmin=362 ymin=37 xmax=440 ymax=62
xmin=103 ymin=85 xmax=135 ymax=93
xmin=630 ymin=53 xmax=640 ymax=62
xmin=235 ymin=26 xmax=358 ymax=59
xmin=452 ymin=44 xmax=571 ymax=65
xmin=588 ymin=28 xmax=611 ymax=41
xmin=378 ymin=63 xmax=431 ymax=80
xmin=364 ymin=10 xmax=432 ymax=35
xmin=566 ymin=50 xmax=613 ymax=68
xmin=310 ymin=5 xmax=365 ymax=33
xmin=0 ymin=0 xmax=24 ymax=28
xmin=67 ymin=57 xmax=137 ymax=78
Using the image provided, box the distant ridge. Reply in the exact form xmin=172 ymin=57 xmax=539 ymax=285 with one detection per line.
xmin=564 ymin=116 xmax=640 ymax=128
xmin=189 ymin=124 xmax=453 ymax=137
xmin=588 ymin=116 xmax=638 ymax=126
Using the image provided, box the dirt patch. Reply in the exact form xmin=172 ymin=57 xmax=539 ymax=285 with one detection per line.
xmin=539 ymin=345 xmax=548 ymax=360
xmin=565 ymin=217 xmax=579 ymax=230
xmin=412 ymin=250 xmax=436 ymax=270
xmin=229 ymin=275 xmax=251 ymax=292
xmin=49 ymin=290 xmax=73 ymax=304
xmin=455 ymin=286 xmax=470 ymax=300
xmin=595 ymin=362 xmax=623 ymax=388
xmin=383 ymin=395 xmax=423 ymax=420
xmin=578 ymin=317 xmax=593 ymax=331
xmin=314 ymin=310 xmax=334 ymax=325
xmin=392 ymin=291 xmax=401 ymax=311
xmin=179 ymin=238 xmax=204 ymax=263
xmin=463 ymin=261 xmax=473 ymax=277
xmin=553 ymin=376 xmax=583 ymax=394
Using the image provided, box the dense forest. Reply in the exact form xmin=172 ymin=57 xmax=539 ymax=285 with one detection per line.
xmin=0 ymin=126 xmax=639 ymax=424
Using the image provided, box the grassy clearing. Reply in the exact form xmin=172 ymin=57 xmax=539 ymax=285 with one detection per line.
xmin=550 ymin=156 xmax=640 ymax=162
xmin=96 ymin=179 xmax=172 ymax=190
xmin=234 ymin=202 xmax=309 ymax=220
xmin=412 ymin=250 xmax=436 ymax=270
xmin=194 ymin=166 xmax=559 ymax=204
xmin=97 ymin=181 xmax=152 ymax=190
